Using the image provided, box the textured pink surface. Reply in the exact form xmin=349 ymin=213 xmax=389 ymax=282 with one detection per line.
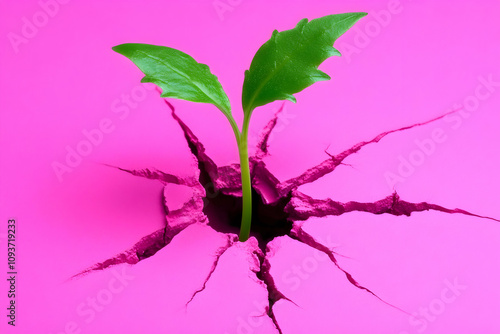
xmin=1 ymin=1 xmax=500 ymax=333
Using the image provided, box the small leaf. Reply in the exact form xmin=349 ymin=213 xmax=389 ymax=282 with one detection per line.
xmin=242 ymin=12 xmax=367 ymax=114
xmin=112 ymin=43 xmax=232 ymax=117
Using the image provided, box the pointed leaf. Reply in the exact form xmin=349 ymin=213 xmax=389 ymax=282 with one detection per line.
xmin=112 ymin=43 xmax=232 ymax=117
xmin=242 ymin=12 xmax=367 ymax=113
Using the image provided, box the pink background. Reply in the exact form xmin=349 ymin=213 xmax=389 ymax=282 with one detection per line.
xmin=1 ymin=0 xmax=500 ymax=333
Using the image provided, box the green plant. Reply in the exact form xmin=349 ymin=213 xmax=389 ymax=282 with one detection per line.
xmin=112 ymin=12 xmax=367 ymax=242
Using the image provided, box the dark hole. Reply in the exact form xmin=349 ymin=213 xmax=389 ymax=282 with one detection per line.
xmin=203 ymin=187 xmax=293 ymax=250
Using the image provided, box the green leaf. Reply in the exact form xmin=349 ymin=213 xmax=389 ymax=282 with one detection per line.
xmin=242 ymin=12 xmax=367 ymax=114
xmin=112 ymin=43 xmax=232 ymax=117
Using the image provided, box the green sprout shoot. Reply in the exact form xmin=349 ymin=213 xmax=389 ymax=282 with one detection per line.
xmin=112 ymin=12 xmax=367 ymax=242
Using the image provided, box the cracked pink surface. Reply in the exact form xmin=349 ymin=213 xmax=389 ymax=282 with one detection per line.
xmin=72 ymin=97 xmax=498 ymax=333
xmin=1 ymin=1 xmax=500 ymax=334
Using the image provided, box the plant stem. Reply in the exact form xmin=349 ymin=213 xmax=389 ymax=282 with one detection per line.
xmin=238 ymin=112 xmax=252 ymax=241
xmin=226 ymin=114 xmax=241 ymax=143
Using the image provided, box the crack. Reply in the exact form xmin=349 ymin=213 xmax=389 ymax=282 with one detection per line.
xmin=72 ymin=99 xmax=219 ymax=280
xmin=286 ymin=190 xmax=500 ymax=222
xmin=268 ymin=306 xmax=284 ymax=334
xmin=251 ymin=245 xmax=292 ymax=334
xmin=185 ymin=234 xmax=238 ymax=307
xmin=254 ymin=102 xmax=286 ymax=160
xmin=102 ymin=163 xmax=198 ymax=187
xmin=277 ymin=108 xmax=462 ymax=196
xmin=72 ymin=225 xmax=185 ymax=278
xmin=162 ymin=98 xmax=219 ymax=187
xmin=72 ymin=185 xmax=207 ymax=279
xmin=74 ymin=97 xmax=498 ymax=334
xmin=289 ymin=221 xmax=411 ymax=315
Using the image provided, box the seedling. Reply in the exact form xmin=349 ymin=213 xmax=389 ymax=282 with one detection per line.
xmin=112 ymin=12 xmax=367 ymax=242
xmin=75 ymin=13 xmax=499 ymax=332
